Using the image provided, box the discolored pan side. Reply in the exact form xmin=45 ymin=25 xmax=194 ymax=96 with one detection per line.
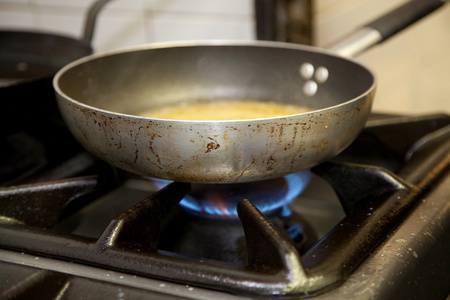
xmin=54 ymin=41 xmax=375 ymax=183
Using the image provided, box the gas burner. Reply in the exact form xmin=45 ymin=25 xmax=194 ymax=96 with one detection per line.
xmin=158 ymin=201 xmax=317 ymax=266
xmin=150 ymin=171 xmax=311 ymax=219
xmin=1 ymin=114 xmax=450 ymax=299
xmin=148 ymin=171 xmax=316 ymax=265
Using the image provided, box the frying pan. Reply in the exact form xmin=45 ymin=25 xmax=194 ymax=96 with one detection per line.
xmin=54 ymin=0 xmax=445 ymax=184
xmin=0 ymin=0 xmax=110 ymax=133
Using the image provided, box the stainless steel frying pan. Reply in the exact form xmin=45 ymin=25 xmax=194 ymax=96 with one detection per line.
xmin=53 ymin=0 xmax=444 ymax=183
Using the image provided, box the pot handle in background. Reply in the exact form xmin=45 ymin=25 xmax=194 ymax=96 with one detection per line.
xmin=326 ymin=0 xmax=445 ymax=57
xmin=81 ymin=0 xmax=112 ymax=46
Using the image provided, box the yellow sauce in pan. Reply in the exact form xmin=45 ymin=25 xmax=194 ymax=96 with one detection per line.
xmin=140 ymin=100 xmax=309 ymax=120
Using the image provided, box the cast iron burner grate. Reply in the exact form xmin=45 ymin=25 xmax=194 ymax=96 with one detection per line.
xmin=1 ymin=114 xmax=450 ymax=298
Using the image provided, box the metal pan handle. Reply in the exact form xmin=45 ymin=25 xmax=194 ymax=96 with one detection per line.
xmin=326 ymin=0 xmax=445 ymax=57
xmin=81 ymin=0 xmax=111 ymax=46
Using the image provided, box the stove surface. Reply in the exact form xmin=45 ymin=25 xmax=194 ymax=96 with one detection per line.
xmin=1 ymin=113 xmax=450 ymax=299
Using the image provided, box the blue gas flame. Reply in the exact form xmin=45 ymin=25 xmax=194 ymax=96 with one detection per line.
xmin=151 ymin=170 xmax=311 ymax=219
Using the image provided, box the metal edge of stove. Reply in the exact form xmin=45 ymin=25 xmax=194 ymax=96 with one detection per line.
xmin=0 ymin=249 xmax=251 ymax=300
xmin=310 ymin=167 xmax=450 ymax=299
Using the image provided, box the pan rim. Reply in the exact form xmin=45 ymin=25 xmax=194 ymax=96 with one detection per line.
xmin=53 ymin=39 xmax=377 ymax=124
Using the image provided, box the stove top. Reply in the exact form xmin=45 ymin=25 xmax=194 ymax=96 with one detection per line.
xmin=1 ymin=111 xmax=450 ymax=299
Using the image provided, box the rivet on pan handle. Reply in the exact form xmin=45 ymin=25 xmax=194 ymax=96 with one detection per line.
xmin=326 ymin=0 xmax=445 ymax=57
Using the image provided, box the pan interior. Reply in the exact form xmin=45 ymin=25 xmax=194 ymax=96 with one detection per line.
xmin=56 ymin=44 xmax=375 ymax=118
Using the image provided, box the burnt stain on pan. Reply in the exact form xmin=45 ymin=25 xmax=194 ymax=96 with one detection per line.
xmin=70 ymin=105 xmax=115 ymax=160
xmin=205 ymin=137 xmax=220 ymax=153
xmin=146 ymin=126 xmax=163 ymax=167
xmin=205 ymin=142 xmax=220 ymax=153
xmin=234 ymin=160 xmax=255 ymax=183
xmin=80 ymin=108 xmax=126 ymax=152
xmin=266 ymin=154 xmax=276 ymax=171
xmin=284 ymin=125 xmax=298 ymax=151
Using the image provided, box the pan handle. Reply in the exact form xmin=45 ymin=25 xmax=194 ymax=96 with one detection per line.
xmin=326 ymin=0 xmax=445 ymax=57
xmin=81 ymin=0 xmax=111 ymax=46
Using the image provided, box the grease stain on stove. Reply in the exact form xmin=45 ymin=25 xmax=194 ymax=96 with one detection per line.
xmin=394 ymin=239 xmax=408 ymax=244
xmin=116 ymin=287 xmax=124 ymax=297
xmin=186 ymin=285 xmax=194 ymax=291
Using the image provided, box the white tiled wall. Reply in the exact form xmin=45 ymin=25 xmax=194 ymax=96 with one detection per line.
xmin=1 ymin=0 xmax=449 ymax=114
xmin=0 ymin=0 xmax=255 ymax=52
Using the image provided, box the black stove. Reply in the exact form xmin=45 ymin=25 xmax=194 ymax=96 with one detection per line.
xmin=1 ymin=97 xmax=450 ymax=299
